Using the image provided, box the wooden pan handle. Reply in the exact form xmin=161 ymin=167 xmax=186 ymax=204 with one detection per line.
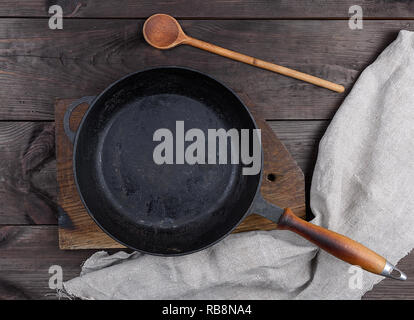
xmin=184 ymin=37 xmax=345 ymax=93
xmin=277 ymin=208 xmax=406 ymax=280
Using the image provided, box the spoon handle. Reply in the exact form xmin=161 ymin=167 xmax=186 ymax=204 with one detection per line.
xmin=184 ymin=36 xmax=345 ymax=93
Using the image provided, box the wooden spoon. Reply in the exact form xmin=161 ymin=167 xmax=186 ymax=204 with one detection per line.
xmin=143 ymin=14 xmax=345 ymax=93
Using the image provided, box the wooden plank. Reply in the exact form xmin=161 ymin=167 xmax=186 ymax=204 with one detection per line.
xmin=2 ymin=1 xmax=414 ymax=18
xmin=0 ymin=226 xmax=98 ymax=299
xmin=0 ymin=120 xmax=325 ymax=225
xmin=269 ymin=121 xmax=329 ymax=182
xmin=0 ymin=122 xmax=56 ymax=225
xmin=0 ymin=19 xmax=409 ymax=120
xmin=0 ymin=225 xmax=412 ymax=299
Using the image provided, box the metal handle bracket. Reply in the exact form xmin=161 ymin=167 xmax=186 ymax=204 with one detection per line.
xmin=63 ymin=96 xmax=95 ymax=144
xmin=381 ymin=261 xmax=407 ymax=281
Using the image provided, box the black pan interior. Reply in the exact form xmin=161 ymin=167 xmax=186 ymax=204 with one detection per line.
xmin=74 ymin=67 xmax=261 ymax=254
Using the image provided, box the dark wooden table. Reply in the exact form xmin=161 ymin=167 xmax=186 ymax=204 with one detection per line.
xmin=1 ymin=1 xmax=413 ymax=300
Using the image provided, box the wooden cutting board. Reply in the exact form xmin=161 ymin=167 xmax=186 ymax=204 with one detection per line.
xmin=55 ymin=93 xmax=306 ymax=249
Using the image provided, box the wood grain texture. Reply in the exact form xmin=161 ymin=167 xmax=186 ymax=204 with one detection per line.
xmin=0 ymin=225 xmax=100 ymax=299
xmin=2 ymin=1 xmax=414 ymax=18
xmin=278 ymin=208 xmax=387 ymax=275
xmin=0 ymin=19 xmax=411 ymax=120
xmin=268 ymin=121 xmax=329 ymax=181
xmin=56 ymin=95 xmax=306 ymax=249
xmin=0 ymin=122 xmax=56 ymax=225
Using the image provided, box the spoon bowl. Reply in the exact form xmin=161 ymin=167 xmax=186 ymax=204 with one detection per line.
xmin=143 ymin=14 xmax=186 ymax=49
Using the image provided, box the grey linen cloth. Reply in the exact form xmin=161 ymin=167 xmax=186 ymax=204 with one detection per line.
xmin=64 ymin=30 xmax=414 ymax=299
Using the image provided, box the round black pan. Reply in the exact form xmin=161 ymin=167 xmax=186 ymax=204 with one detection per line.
xmin=65 ymin=67 xmax=262 ymax=255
